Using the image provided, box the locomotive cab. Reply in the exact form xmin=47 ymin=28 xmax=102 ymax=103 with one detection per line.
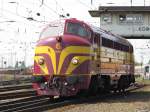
xmin=33 ymin=19 xmax=93 ymax=96
xmin=65 ymin=20 xmax=92 ymax=40
xmin=40 ymin=20 xmax=65 ymax=39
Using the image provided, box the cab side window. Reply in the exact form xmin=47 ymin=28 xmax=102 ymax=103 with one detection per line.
xmin=66 ymin=22 xmax=90 ymax=38
xmin=78 ymin=26 xmax=88 ymax=37
xmin=67 ymin=22 xmax=78 ymax=35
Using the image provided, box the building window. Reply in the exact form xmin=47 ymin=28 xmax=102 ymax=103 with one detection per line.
xmin=119 ymin=15 xmax=126 ymax=21
xmin=119 ymin=14 xmax=143 ymax=24
xmin=126 ymin=15 xmax=134 ymax=21
xmin=102 ymin=14 xmax=112 ymax=24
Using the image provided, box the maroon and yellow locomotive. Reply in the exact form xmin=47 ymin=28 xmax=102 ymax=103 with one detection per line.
xmin=32 ymin=18 xmax=135 ymax=97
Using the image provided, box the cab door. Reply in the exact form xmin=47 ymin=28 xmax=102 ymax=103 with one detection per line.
xmin=92 ymin=33 xmax=101 ymax=74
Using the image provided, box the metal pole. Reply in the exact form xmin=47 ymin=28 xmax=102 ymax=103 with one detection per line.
xmin=131 ymin=0 xmax=132 ymax=6
xmin=0 ymin=0 xmax=3 ymax=16
xmin=24 ymin=42 xmax=27 ymax=75
xmin=14 ymin=52 xmax=16 ymax=80
xmin=1 ymin=57 xmax=3 ymax=68
xmin=141 ymin=55 xmax=143 ymax=74
xmin=11 ymin=49 xmax=13 ymax=67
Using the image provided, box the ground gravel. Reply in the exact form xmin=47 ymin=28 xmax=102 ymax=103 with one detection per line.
xmin=47 ymin=85 xmax=150 ymax=112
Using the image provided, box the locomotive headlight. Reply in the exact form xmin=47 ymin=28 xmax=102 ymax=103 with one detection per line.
xmin=72 ymin=57 xmax=79 ymax=65
xmin=38 ymin=57 xmax=45 ymax=65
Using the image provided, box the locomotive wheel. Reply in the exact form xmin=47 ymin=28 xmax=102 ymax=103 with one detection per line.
xmin=88 ymin=75 xmax=98 ymax=95
xmin=77 ymin=89 xmax=89 ymax=97
xmin=118 ymin=76 xmax=124 ymax=91
xmin=118 ymin=76 xmax=130 ymax=92
xmin=113 ymin=88 xmax=118 ymax=93
xmin=48 ymin=96 xmax=54 ymax=100
xmin=122 ymin=88 xmax=125 ymax=93
xmin=103 ymin=76 xmax=110 ymax=93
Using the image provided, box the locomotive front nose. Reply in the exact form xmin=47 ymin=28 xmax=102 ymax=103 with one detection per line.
xmin=57 ymin=36 xmax=91 ymax=75
xmin=33 ymin=35 xmax=91 ymax=77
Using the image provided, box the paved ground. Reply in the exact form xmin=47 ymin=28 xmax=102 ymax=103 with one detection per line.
xmin=47 ymin=85 xmax=150 ymax=112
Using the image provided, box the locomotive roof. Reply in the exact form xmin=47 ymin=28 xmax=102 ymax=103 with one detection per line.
xmin=65 ymin=18 xmax=132 ymax=47
xmin=89 ymin=24 xmax=132 ymax=47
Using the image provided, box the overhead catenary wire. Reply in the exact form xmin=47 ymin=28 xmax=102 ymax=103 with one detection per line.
xmin=0 ymin=0 xmax=59 ymax=24
xmin=75 ymin=0 xmax=92 ymax=9
xmin=38 ymin=0 xmax=60 ymax=17
xmin=53 ymin=0 xmax=70 ymax=17
xmin=0 ymin=7 xmax=53 ymax=24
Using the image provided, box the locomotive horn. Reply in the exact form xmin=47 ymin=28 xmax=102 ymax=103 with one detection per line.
xmin=56 ymin=36 xmax=62 ymax=42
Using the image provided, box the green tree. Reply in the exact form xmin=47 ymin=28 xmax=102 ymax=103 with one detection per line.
xmin=148 ymin=60 xmax=150 ymax=64
xmin=135 ymin=61 xmax=142 ymax=66
xmin=15 ymin=61 xmax=19 ymax=68
xmin=20 ymin=61 xmax=26 ymax=69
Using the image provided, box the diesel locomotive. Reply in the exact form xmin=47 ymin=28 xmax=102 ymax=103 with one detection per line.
xmin=32 ymin=18 xmax=135 ymax=97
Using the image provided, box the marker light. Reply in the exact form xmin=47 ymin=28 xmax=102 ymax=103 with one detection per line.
xmin=38 ymin=58 xmax=45 ymax=65
xmin=72 ymin=58 xmax=79 ymax=65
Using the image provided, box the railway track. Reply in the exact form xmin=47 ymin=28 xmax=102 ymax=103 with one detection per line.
xmin=0 ymin=84 xmax=32 ymax=92
xmin=0 ymin=83 xmax=34 ymax=100
xmin=0 ymin=78 xmax=31 ymax=86
xmin=0 ymin=89 xmax=36 ymax=100
xmin=0 ymin=83 xmax=146 ymax=112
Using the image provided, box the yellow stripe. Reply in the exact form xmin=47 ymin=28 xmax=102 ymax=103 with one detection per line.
xmin=66 ymin=56 xmax=90 ymax=75
xmin=34 ymin=56 xmax=49 ymax=74
xmin=33 ymin=74 xmax=49 ymax=76
xmin=35 ymin=46 xmax=56 ymax=74
xmin=57 ymin=46 xmax=91 ymax=74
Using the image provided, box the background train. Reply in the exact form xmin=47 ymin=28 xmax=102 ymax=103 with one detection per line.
xmin=32 ymin=18 xmax=135 ymax=97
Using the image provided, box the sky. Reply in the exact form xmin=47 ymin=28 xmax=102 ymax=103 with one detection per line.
xmin=0 ymin=0 xmax=150 ymax=67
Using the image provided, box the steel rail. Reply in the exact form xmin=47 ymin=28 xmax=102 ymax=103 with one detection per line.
xmin=0 ymin=97 xmax=72 ymax=112
xmin=0 ymin=84 xmax=32 ymax=92
xmin=0 ymin=83 xmax=146 ymax=112
xmin=0 ymin=78 xmax=31 ymax=86
xmin=0 ymin=96 xmax=47 ymax=107
xmin=0 ymin=96 xmax=67 ymax=111
xmin=0 ymin=90 xmax=36 ymax=100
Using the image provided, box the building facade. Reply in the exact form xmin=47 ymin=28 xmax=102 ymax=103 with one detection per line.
xmin=89 ymin=6 xmax=150 ymax=39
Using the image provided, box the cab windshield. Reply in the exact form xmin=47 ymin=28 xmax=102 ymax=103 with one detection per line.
xmin=66 ymin=22 xmax=90 ymax=38
xmin=39 ymin=20 xmax=65 ymax=39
